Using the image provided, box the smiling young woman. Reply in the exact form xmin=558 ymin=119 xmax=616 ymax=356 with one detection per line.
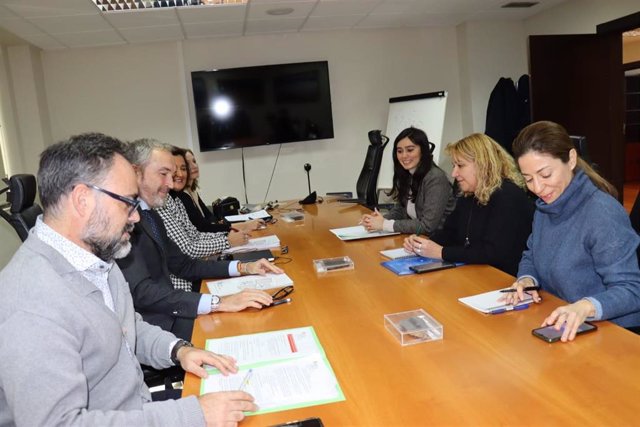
xmin=360 ymin=127 xmax=455 ymax=235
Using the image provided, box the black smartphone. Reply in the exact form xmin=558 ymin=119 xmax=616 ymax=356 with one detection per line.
xmin=409 ymin=261 xmax=456 ymax=274
xmin=532 ymin=322 xmax=597 ymax=343
xmin=270 ymin=417 xmax=324 ymax=427
xmin=322 ymin=258 xmax=351 ymax=271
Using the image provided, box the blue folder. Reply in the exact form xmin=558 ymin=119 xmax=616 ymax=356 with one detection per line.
xmin=381 ymin=256 xmax=463 ymax=276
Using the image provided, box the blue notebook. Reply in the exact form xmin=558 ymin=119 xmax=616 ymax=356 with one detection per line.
xmin=381 ymin=256 xmax=462 ymax=276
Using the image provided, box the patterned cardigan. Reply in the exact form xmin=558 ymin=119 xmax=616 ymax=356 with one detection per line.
xmin=156 ymin=195 xmax=229 ymax=291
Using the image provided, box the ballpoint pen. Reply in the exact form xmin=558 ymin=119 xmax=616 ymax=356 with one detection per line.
xmin=500 ymin=286 xmax=541 ymax=293
xmin=489 ymin=304 xmax=530 ymax=315
xmin=238 ymin=369 xmax=253 ymax=392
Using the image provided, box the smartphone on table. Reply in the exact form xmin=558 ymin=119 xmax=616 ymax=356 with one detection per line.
xmin=532 ymin=322 xmax=597 ymax=343
xmin=270 ymin=417 xmax=324 ymax=427
xmin=409 ymin=261 xmax=456 ymax=274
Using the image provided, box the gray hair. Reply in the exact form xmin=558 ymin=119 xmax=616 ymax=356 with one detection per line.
xmin=38 ymin=133 xmax=126 ymax=216
xmin=124 ymin=138 xmax=174 ymax=169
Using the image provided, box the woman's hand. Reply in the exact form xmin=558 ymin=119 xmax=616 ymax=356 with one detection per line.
xmin=361 ymin=208 xmax=383 ymax=232
xmin=403 ymin=235 xmax=442 ymax=259
xmin=501 ymin=277 xmax=542 ymax=305
xmin=541 ymin=299 xmax=596 ymax=342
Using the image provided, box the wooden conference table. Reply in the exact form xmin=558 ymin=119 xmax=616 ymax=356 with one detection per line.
xmin=184 ymin=199 xmax=640 ymax=426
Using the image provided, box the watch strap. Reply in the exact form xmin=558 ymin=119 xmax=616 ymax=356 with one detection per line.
xmin=170 ymin=339 xmax=193 ymax=365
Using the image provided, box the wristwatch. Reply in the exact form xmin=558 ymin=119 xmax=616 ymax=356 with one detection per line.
xmin=170 ymin=339 xmax=193 ymax=365
xmin=210 ymin=294 xmax=221 ymax=313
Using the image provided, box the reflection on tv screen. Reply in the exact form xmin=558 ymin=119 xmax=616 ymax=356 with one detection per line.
xmin=191 ymin=61 xmax=334 ymax=151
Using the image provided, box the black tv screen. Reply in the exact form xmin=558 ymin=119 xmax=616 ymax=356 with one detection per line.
xmin=191 ymin=61 xmax=334 ymax=151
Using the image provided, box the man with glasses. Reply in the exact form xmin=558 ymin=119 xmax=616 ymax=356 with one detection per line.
xmin=0 ymin=133 xmax=257 ymax=426
xmin=117 ymin=139 xmax=282 ymax=341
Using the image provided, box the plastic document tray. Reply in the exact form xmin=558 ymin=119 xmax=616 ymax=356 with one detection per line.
xmin=384 ymin=309 xmax=443 ymax=346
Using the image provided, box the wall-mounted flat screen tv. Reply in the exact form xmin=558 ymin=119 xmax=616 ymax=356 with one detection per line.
xmin=191 ymin=61 xmax=334 ymax=151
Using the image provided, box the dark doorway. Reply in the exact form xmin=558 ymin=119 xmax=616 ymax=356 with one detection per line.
xmin=528 ymin=11 xmax=640 ymax=200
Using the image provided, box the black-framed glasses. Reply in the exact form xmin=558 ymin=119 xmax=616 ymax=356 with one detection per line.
xmin=87 ymin=184 xmax=140 ymax=217
xmin=272 ymin=286 xmax=294 ymax=300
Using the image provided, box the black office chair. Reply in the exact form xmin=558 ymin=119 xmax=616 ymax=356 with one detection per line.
xmin=0 ymin=174 xmax=43 ymax=241
xmin=338 ymin=130 xmax=389 ymax=208
xmin=570 ymin=135 xmax=598 ymax=171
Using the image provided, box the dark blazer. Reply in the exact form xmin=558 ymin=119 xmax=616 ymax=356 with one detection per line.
xmin=117 ymin=208 xmax=231 ymax=340
xmin=173 ymin=190 xmax=231 ymax=233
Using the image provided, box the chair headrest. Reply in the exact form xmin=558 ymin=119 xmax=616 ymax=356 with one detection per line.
xmin=8 ymin=174 xmax=38 ymax=213
xmin=368 ymin=130 xmax=389 ymax=146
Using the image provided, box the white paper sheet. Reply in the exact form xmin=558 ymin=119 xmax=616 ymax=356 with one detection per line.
xmin=330 ymin=225 xmax=399 ymax=241
xmin=380 ymin=247 xmax=419 ymax=260
xmin=223 ymin=235 xmax=280 ymax=254
xmin=225 ymin=209 xmax=272 ymax=222
xmin=458 ymin=289 xmax=533 ymax=314
xmin=206 ymin=273 xmax=293 ymax=297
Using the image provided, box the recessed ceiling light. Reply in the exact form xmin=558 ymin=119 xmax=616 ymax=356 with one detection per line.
xmin=266 ymin=7 xmax=294 ymax=16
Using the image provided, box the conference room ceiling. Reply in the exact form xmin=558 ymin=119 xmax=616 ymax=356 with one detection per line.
xmin=0 ymin=0 xmax=567 ymax=50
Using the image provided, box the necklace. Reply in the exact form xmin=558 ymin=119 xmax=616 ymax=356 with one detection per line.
xmin=464 ymin=202 xmax=473 ymax=248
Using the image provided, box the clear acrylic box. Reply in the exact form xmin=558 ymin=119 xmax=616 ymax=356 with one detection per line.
xmin=384 ymin=309 xmax=443 ymax=346
xmin=313 ymin=256 xmax=354 ymax=273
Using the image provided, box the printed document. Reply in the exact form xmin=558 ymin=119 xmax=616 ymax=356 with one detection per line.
xmin=223 ymin=235 xmax=280 ymax=254
xmin=206 ymin=273 xmax=293 ymax=297
xmin=202 ymin=327 xmax=345 ymax=415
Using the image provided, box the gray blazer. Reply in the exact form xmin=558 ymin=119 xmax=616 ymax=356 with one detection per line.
xmin=0 ymin=232 xmax=205 ymax=427
xmin=385 ymin=165 xmax=456 ymax=235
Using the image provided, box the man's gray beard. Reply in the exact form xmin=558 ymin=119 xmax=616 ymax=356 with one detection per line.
xmin=83 ymin=210 xmax=134 ymax=262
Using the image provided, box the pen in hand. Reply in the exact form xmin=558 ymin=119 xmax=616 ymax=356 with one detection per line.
xmin=500 ymin=286 xmax=540 ymax=293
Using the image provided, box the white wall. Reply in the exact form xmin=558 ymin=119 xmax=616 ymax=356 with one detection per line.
xmin=457 ymin=21 xmax=528 ymax=136
xmin=525 ymin=0 xmax=640 ymax=35
xmin=41 ymin=27 xmax=464 ymax=204
xmin=43 ymin=42 xmax=188 ymax=146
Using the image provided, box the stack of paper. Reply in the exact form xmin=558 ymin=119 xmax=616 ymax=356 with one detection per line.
xmin=458 ymin=289 xmax=533 ymax=314
xmin=223 ymin=235 xmax=280 ymax=254
xmin=206 ymin=273 xmax=293 ymax=297
xmin=202 ymin=327 xmax=345 ymax=415
xmin=330 ymin=225 xmax=399 ymax=241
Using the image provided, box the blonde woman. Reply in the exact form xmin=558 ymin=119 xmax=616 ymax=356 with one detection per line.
xmin=403 ymin=133 xmax=534 ymax=275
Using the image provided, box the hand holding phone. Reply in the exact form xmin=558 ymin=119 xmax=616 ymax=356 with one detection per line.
xmin=532 ymin=322 xmax=597 ymax=343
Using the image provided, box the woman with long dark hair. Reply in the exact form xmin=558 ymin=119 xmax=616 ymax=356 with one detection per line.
xmin=361 ymin=127 xmax=455 ymax=235
xmin=504 ymin=121 xmax=640 ymax=341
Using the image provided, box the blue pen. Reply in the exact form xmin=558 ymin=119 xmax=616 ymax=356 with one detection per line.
xmin=489 ymin=304 xmax=530 ymax=315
